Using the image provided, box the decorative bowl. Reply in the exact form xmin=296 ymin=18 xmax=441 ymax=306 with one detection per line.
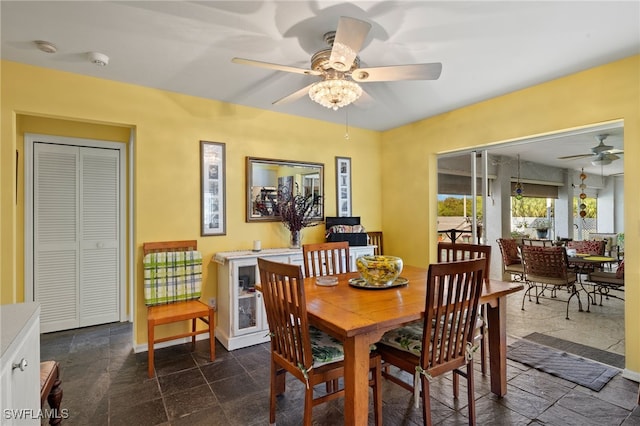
xmin=355 ymin=255 xmax=403 ymax=286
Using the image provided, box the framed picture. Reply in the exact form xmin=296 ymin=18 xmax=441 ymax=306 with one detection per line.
xmin=335 ymin=156 xmax=352 ymax=217
xmin=200 ymin=141 xmax=226 ymax=236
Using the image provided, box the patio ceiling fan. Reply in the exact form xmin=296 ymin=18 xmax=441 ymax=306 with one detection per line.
xmin=557 ymin=134 xmax=624 ymax=165
xmin=231 ymin=16 xmax=442 ymax=110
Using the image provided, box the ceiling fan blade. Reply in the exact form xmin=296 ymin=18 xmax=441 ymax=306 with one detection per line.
xmin=352 ymin=63 xmax=443 ymax=82
xmin=232 ymin=57 xmax=321 ymax=76
xmin=329 ymin=17 xmax=371 ymax=72
xmin=557 ymin=153 xmax=593 ymax=160
xmin=272 ymin=84 xmax=314 ymax=106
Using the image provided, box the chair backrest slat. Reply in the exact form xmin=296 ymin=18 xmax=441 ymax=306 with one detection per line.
xmin=367 ymin=232 xmax=384 ymax=256
xmin=258 ymin=258 xmax=313 ymax=370
xmin=437 ymin=242 xmax=491 ymax=279
xmin=422 ymin=259 xmax=485 ymax=375
xmin=302 ymin=241 xmax=350 ymax=278
xmin=143 ymin=240 xmax=197 ymax=255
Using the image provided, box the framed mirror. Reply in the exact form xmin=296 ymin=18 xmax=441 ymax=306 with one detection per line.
xmin=246 ymin=157 xmax=324 ymax=222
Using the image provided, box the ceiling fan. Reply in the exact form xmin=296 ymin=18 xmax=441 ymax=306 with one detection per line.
xmin=557 ymin=134 xmax=624 ymax=165
xmin=232 ymin=16 xmax=442 ymax=110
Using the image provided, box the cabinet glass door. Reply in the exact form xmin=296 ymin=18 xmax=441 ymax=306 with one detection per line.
xmin=234 ymin=262 xmax=261 ymax=336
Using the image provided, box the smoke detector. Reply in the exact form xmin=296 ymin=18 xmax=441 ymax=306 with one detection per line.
xmin=88 ymin=52 xmax=109 ymax=67
xmin=34 ymin=40 xmax=57 ymax=54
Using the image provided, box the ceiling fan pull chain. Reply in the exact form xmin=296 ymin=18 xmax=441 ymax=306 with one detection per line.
xmin=344 ymin=107 xmax=350 ymax=140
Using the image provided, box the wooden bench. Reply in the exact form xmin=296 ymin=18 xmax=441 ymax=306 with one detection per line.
xmin=40 ymin=361 xmax=63 ymax=425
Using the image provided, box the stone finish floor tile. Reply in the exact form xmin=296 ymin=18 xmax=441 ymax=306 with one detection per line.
xmin=38 ymin=290 xmax=638 ymax=425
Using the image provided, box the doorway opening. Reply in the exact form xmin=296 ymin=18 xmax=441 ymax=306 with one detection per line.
xmin=436 ymin=121 xmax=625 ymax=358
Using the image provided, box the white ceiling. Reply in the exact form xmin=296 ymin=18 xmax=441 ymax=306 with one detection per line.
xmin=1 ymin=1 xmax=638 ymax=176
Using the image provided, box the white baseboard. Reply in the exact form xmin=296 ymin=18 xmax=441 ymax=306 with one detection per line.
xmin=622 ymin=368 xmax=640 ymax=383
xmin=133 ymin=332 xmax=211 ymax=354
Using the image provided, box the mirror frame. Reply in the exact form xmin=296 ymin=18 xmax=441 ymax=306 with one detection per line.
xmin=246 ymin=157 xmax=325 ymax=223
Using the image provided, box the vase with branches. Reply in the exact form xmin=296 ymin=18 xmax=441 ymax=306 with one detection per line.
xmin=276 ymin=183 xmax=321 ymax=248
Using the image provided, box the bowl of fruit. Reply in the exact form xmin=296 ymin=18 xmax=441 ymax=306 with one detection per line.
xmin=355 ymin=255 xmax=403 ymax=286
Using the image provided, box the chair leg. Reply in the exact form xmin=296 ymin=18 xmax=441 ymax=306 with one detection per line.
xmin=521 ymin=282 xmax=537 ymax=310
xmin=566 ymin=285 xmax=583 ymax=320
xmin=191 ymin=318 xmax=197 ymax=351
xmin=303 ymin=382 xmax=314 ymax=426
xmin=479 ymin=305 xmax=487 ymax=376
xmin=269 ymin=361 xmax=278 ymax=425
xmin=453 ymin=371 xmax=459 ymax=399
xmin=421 ymin=375 xmax=433 ymax=426
xmin=208 ymin=309 xmax=216 ymax=362
xmin=47 ymin=376 xmax=63 ymax=426
xmin=147 ymin=320 xmax=155 ymax=378
xmin=466 ymin=362 xmax=477 ymax=426
xmin=479 ymin=337 xmax=487 ymax=376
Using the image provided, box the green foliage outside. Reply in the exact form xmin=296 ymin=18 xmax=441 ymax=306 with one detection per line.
xmin=438 ymin=196 xmax=483 ymax=217
xmin=437 ymin=196 xmax=597 ymax=219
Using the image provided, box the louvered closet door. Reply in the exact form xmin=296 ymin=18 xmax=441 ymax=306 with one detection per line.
xmin=34 ymin=144 xmax=80 ymax=332
xmin=34 ymin=143 xmax=120 ymax=332
xmin=79 ymin=148 xmax=120 ymax=327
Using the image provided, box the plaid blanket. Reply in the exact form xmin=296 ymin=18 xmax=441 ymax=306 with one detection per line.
xmin=143 ymin=250 xmax=202 ymax=306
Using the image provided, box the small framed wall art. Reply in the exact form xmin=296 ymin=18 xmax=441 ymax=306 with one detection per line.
xmin=200 ymin=141 xmax=226 ymax=236
xmin=335 ymin=156 xmax=352 ymax=217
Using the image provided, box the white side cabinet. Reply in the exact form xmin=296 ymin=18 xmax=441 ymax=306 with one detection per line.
xmin=0 ymin=302 xmax=41 ymax=425
xmin=213 ymin=245 xmax=374 ymax=350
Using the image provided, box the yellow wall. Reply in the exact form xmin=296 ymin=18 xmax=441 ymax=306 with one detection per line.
xmin=2 ymin=56 xmax=638 ymax=376
xmin=1 ymin=61 xmax=382 ymax=344
xmin=381 ymin=55 xmax=640 ymax=375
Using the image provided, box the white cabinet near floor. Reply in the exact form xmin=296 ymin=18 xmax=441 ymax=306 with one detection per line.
xmin=213 ymin=245 xmax=375 ymax=350
xmin=0 ymin=302 xmax=40 ymax=425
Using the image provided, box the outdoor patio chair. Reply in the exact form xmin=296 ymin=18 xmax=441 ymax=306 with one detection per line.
xmin=587 ymin=259 xmax=624 ymax=305
xmin=521 ymin=245 xmax=580 ymax=320
xmin=497 ymin=238 xmax=524 ymax=281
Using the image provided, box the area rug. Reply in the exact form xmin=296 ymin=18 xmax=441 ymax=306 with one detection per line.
xmin=507 ymin=339 xmax=619 ymax=391
xmin=523 ymin=332 xmax=625 ymax=369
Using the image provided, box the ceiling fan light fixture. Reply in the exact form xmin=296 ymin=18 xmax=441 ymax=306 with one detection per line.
xmin=591 ymin=157 xmax=612 ymax=166
xmin=309 ymin=78 xmax=362 ymax=110
xmin=329 ymin=41 xmax=356 ymax=71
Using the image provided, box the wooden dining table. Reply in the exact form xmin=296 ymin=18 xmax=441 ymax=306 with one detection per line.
xmin=302 ymin=264 xmax=524 ymax=426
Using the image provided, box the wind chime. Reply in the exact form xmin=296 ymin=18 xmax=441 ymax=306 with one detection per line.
xmin=578 ymin=168 xmax=587 ymax=218
xmin=514 ymin=154 xmax=524 ymax=200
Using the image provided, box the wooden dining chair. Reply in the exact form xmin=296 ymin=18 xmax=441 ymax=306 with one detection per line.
xmin=520 ymin=245 xmax=580 ymax=320
xmin=437 ymin=242 xmax=490 ymax=376
xmin=301 ymin=241 xmax=350 ymax=278
xmin=367 ymin=231 xmax=384 ymax=255
xmin=257 ymin=258 xmax=382 ymax=426
xmin=377 ymin=258 xmax=486 ymax=426
xmin=143 ymin=240 xmax=215 ymax=378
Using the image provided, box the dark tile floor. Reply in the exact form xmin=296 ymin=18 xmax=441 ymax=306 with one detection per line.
xmin=41 ymin=317 xmax=640 ymax=425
